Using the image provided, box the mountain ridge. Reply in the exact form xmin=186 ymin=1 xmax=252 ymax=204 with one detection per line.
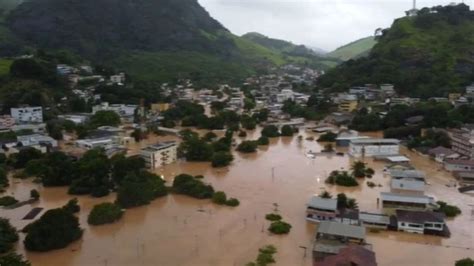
xmin=318 ymin=4 xmax=474 ymax=98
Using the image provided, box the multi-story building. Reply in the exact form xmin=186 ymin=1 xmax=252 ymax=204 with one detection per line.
xmin=140 ymin=141 xmax=177 ymax=169
xmin=92 ymin=102 xmax=138 ymax=117
xmin=10 ymin=107 xmax=43 ymax=124
xmin=348 ymin=138 xmax=400 ymax=158
xmin=448 ymin=128 xmax=474 ymax=159
xmin=0 ymin=115 xmax=15 ymax=129
xmin=306 ymin=196 xmax=338 ymax=223
xmin=337 ymin=94 xmax=358 ymax=113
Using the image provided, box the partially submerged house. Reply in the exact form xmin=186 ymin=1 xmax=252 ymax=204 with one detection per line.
xmin=380 ymin=192 xmax=438 ymax=215
xmin=395 ymin=210 xmax=447 ymax=236
xmin=306 ymin=196 xmax=338 ymax=223
xmin=313 ymin=221 xmax=370 ymax=262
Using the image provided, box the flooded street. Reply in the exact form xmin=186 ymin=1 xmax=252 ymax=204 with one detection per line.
xmin=1 ymin=129 xmax=473 ymax=266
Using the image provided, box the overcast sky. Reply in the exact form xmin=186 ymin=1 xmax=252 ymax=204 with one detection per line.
xmin=198 ymin=0 xmax=470 ymax=51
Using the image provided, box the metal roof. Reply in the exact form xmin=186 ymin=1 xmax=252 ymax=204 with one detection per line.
xmin=390 ymin=179 xmax=425 ymax=192
xmin=395 ymin=210 xmax=445 ymax=224
xmin=308 ymin=196 xmax=338 ymax=211
xmin=389 ymin=169 xmax=425 ymax=179
xmin=317 ymin=221 xmax=366 ymax=240
xmin=359 ymin=212 xmax=390 ymax=225
xmin=350 ymin=138 xmax=400 ymax=145
xmin=380 ymin=192 xmax=433 ymax=204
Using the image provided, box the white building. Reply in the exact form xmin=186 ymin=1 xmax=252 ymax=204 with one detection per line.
xmin=58 ymin=114 xmax=89 ymax=124
xmin=396 ymin=210 xmax=445 ymax=234
xmin=110 ymin=73 xmax=126 ymax=84
xmin=92 ymin=102 xmax=137 ymax=117
xmin=140 ymin=141 xmax=177 ymax=169
xmin=17 ymin=134 xmax=58 ymax=148
xmin=348 ymin=138 xmax=400 ymax=158
xmin=11 ymin=107 xmax=43 ymax=124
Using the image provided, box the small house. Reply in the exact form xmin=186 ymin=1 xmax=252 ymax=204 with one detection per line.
xmin=306 ymin=196 xmax=338 ymax=223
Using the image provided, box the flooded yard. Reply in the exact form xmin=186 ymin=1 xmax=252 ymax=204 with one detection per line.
xmin=1 ymin=129 xmax=473 ymax=266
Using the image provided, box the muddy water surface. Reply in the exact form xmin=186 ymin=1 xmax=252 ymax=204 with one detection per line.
xmin=1 ymin=129 xmax=473 ymax=266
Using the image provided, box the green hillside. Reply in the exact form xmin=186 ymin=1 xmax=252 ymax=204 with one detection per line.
xmin=241 ymin=32 xmax=340 ymax=69
xmin=0 ymin=0 xmax=332 ymax=85
xmin=327 ymin=36 xmax=376 ymax=61
xmin=319 ymin=4 xmax=474 ymax=98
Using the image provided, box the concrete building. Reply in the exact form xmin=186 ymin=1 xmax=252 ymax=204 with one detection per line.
xmin=0 ymin=115 xmax=15 ymax=129
xmin=58 ymin=114 xmax=90 ymax=125
xmin=17 ymin=134 xmax=58 ymax=148
xmin=395 ymin=210 xmax=445 ymax=235
xmin=338 ymin=94 xmax=358 ymax=113
xmin=349 ymin=138 xmax=400 ymax=158
xmin=140 ymin=141 xmax=177 ymax=169
xmin=306 ymin=196 xmax=338 ymax=223
xmin=444 ymin=159 xmax=474 ymax=172
xmin=448 ymin=129 xmax=474 ymax=159
xmin=11 ymin=107 xmax=43 ymax=123
xmin=380 ymin=192 xmax=438 ymax=215
xmin=92 ymin=102 xmax=138 ymax=117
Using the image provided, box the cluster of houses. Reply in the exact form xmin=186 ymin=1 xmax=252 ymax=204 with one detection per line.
xmin=307 ymin=135 xmax=453 ymax=265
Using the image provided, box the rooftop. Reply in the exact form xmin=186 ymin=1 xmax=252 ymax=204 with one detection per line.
xmin=307 ymin=196 xmax=338 ymax=211
xmin=380 ymin=192 xmax=434 ymax=204
xmin=444 ymin=159 xmax=474 ymax=166
xmin=390 ymin=179 xmax=425 ymax=192
xmin=359 ymin=212 xmax=390 ymax=225
xmin=142 ymin=141 xmax=177 ymax=152
xmin=389 ymin=169 xmax=425 ymax=180
xmin=396 ymin=210 xmax=445 ymax=224
xmin=350 ymin=138 xmax=400 ymax=145
xmin=317 ymin=221 xmax=366 ymax=240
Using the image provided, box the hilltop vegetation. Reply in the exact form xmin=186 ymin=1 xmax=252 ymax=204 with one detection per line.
xmin=327 ymin=36 xmax=376 ymax=61
xmin=0 ymin=0 xmax=330 ymax=85
xmin=242 ymin=32 xmax=340 ymax=69
xmin=319 ymin=4 xmax=474 ymax=98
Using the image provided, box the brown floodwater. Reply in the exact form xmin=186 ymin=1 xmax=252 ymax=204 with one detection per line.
xmin=1 ymin=128 xmax=473 ymax=266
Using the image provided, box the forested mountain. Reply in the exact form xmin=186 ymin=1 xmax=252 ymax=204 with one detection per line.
xmin=0 ymin=0 xmax=331 ymax=84
xmin=327 ymin=36 xmax=376 ymax=61
xmin=319 ymin=4 xmax=474 ymax=98
xmin=242 ymin=32 xmax=339 ymax=68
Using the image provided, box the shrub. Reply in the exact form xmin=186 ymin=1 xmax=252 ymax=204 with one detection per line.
xmin=0 ymin=196 xmax=18 ymax=207
xmin=367 ymin=181 xmax=376 ymax=188
xmin=212 ymin=191 xmax=227 ymax=205
xmin=0 ymin=253 xmax=31 ymax=266
xmin=24 ymin=209 xmax=83 ymax=251
xmin=437 ymin=201 xmax=462 ymax=217
xmin=325 ymin=171 xmax=358 ymax=187
xmin=261 ymin=125 xmax=280 ymax=138
xmin=246 ymin=245 xmax=277 ymax=266
xmin=225 ymin=198 xmax=240 ymax=207
xmin=317 ymin=132 xmax=337 ymax=142
xmin=319 ymin=191 xmax=332 ymax=198
xmin=62 ymin=198 xmax=80 ymax=214
xmin=172 ymin=174 xmax=214 ymax=199
xmin=117 ymin=171 xmax=168 ymax=208
xmin=280 ymin=125 xmax=294 ymax=136
xmin=257 ymin=136 xmax=269 ymax=146
xmin=237 ymin=141 xmax=258 ymax=153
xmin=238 ymin=130 xmax=247 ymax=137
xmin=211 ymin=152 xmax=234 ymax=168
xmin=456 ymin=258 xmax=474 ymax=266
xmin=322 ymin=144 xmax=334 ymax=152
xmin=30 ymin=189 xmax=40 ymax=200
xmin=88 ymin=203 xmax=124 ymax=225
xmin=268 ymin=221 xmax=292 ymax=234
xmin=0 ymin=218 xmax=19 ymax=253
xmin=265 ymin=213 xmax=282 ymax=221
